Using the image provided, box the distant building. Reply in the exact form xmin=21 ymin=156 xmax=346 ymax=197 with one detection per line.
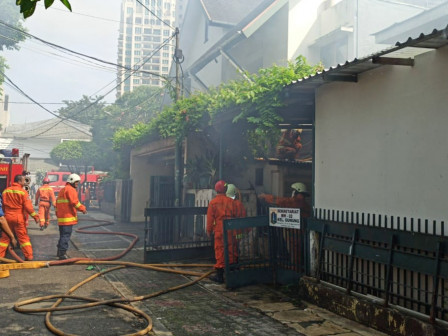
xmin=0 ymin=118 xmax=92 ymax=172
xmin=116 ymin=0 xmax=188 ymax=96
xmin=0 ymin=87 xmax=10 ymax=133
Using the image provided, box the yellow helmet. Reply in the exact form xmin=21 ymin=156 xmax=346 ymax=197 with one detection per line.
xmin=291 ymin=182 xmax=308 ymax=195
xmin=226 ymin=184 xmax=237 ymax=199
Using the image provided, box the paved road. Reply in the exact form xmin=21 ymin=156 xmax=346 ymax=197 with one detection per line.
xmin=0 ymin=209 xmax=386 ymax=336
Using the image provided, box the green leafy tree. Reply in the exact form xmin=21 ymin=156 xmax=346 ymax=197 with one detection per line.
xmin=35 ymin=169 xmax=46 ymax=185
xmin=57 ymin=95 xmax=106 ymax=126
xmin=50 ymin=140 xmax=100 ymax=173
xmin=113 ymin=56 xmax=323 ymax=157
xmin=16 ymin=0 xmax=71 ymax=19
xmin=0 ymin=0 xmax=27 ymax=90
xmin=55 ymin=86 xmax=164 ymax=177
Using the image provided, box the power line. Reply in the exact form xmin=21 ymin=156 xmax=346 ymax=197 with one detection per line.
xmin=0 ymin=20 xmax=166 ymax=80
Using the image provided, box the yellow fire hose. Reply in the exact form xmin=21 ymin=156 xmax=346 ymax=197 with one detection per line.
xmin=0 ymin=219 xmax=218 ymax=336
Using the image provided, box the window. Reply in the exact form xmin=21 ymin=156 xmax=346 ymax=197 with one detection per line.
xmin=152 ymin=65 xmax=160 ymax=71
xmin=126 ymin=27 xmax=132 ymax=34
xmin=126 ymin=43 xmax=132 ymax=49
xmin=135 ymin=27 xmax=142 ymax=34
xmin=153 ymin=58 xmax=160 ymax=64
xmin=163 ymin=30 xmax=170 ymax=36
xmin=135 ymin=17 xmax=142 ymax=24
xmin=152 ymin=79 xmax=160 ymax=85
xmin=134 ymin=57 xmax=141 ymax=62
xmin=163 ymin=46 xmax=169 ymax=50
xmin=126 ymin=7 xmax=133 ymax=14
xmin=133 ymin=79 xmax=140 ymax=84
xmin=134 ymin=50 xmax=141 ymax=55
xmin=134 ymin=43 xmax=141 ymax=48
xmin=162 ymin=66 xmax=168 ymax=72
xmin=153 ymin=29 xmax=161 ymax=35
xmin=144 ymin=19 xmax=149 ymax=24
xmin=125 ymin=50 xmax=131 ymax=55
xmin=144 ymin=28 xmax=151 ymax=34
xmin=135 ymin=36 xmax=141 ymax=41
xmin=162 ymin=59 xmax=169 ymax=64
xmin=163 ymin=52 xmax=169 ymax=58
xmin=143 ymin=36 xmax=151 ymax=41
xmin=142 ymin=79 xmax=150 ymax=84
xmin=125 ymin=57 xmax=131 ymax=63
xmin=153 ymin=36 xmax=161 ymax=42
xmin=255 ymin=168 xmax=263 ymax=186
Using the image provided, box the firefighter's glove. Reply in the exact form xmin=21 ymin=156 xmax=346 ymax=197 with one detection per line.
xmin=236 ymin=234 xmax=243 ymax=240
xmin=40 ymin=226 xmax=44 ymax=231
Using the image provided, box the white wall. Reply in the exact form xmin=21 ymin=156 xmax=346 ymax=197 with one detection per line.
xmin=314 ymin=46 xmax=448 ymax=223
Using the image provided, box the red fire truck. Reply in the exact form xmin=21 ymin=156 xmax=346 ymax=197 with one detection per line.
xmin=44 ymin=170 xmax=105 ymax=201
xmin=0 ymin=149 xmax=30 ymax=193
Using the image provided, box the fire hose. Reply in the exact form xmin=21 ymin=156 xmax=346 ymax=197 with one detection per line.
xmin=0 ymin=219 xmax=216 ymax=336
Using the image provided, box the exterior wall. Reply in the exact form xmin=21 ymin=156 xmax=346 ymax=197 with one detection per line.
xmin=289 ymin=0 xmax=423 ymax=68
xmin=129 ymin=138 xmax=175 ymax=222
xmin=314 ymin=46 xmax=448 ymax=222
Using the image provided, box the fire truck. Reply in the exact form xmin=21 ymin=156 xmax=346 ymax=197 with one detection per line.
xmin=44 ymin=170 xmax=105 ymax=202
xmin=0 ymin=149 xmax=31 ymax=194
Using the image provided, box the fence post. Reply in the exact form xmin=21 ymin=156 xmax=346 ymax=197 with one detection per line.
xmin=384 ymin=234 xmax=396 ymax=307
xmin=430 ymin=241 xmax=442 ymax=323
xmin=346 ymin=228 xmax=358 ymax=294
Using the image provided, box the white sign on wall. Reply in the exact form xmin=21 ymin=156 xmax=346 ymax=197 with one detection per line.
xmin=269 ymin=207 xmax=301 ymax=229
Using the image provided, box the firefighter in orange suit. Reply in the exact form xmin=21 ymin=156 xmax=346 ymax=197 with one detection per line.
xmin=206 ymin=180 xmax=238 ymax=283
xmin=0 ymin=175 xmax=39 ymax=261
xmin=56 ymin=173 xmax=87 ymax=260
xmin=35 ymin=177 xmax=56 ymax=230
xmin=259 ymin=182 xmax=311 ymax=218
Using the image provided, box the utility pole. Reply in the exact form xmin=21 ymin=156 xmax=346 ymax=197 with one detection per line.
xmin=174 ymin=27 xmax=183 ymax=207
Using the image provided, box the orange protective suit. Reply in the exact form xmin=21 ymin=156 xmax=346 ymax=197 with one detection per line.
xmin=259 ymin=193 xmax=311 ymax=218
xmin=35 ymin=185 xmax=56 ymax=227
xmin=0 ymin=183 xmax=39 ymax=260
xmin=207 ymin=194 xmax=238 ymax=269
xmin=56 ymin=183 xmax=86 ymax=226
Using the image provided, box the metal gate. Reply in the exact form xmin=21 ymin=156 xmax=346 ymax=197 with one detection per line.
xmin=144 ymin=207 xmax=213 ymax=263
xmin=223 ymin=215 xmax=306 ymax=288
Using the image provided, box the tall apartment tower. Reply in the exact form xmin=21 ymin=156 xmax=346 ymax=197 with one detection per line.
xmin=117 ymin=0 xmax=185 ymax=97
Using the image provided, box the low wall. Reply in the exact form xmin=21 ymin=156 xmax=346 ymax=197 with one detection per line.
xmin=299 ymin=276 xmax=447 ymax=336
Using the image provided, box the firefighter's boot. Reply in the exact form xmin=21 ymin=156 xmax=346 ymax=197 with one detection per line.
xmin=209 ymin=268 xmax=224 ymax=283
xmin=57 ymin=250 xmax=68 ymax=260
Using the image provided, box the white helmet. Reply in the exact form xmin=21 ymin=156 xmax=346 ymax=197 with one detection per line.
xmin=67 ymin=173 xmax=81 ymax=184
xmin=291 ymin=182 xmax=308 ymax=195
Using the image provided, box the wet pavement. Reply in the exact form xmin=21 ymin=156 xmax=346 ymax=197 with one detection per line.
xmin=0 ymin=209 xmax=387 ymax=336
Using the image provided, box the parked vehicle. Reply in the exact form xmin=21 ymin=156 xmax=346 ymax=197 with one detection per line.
xmin=44 ymin=171 xmax=106 ymax=201
xmin=0 ymin=148 xmax=31 ymax=194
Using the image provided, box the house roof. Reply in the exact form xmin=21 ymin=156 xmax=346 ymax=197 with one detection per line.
xmin=187 ymin=0 xmax=278 ymax=75
xmin=2 ymin=118 xmax=91 ymax=140
xmin=200 ymin=0 xmax=266 ymax=26
xmin=373 ymin=1 xmax=448 ymax=45
xmin=281 ymin=25 xmax=448 ymax=126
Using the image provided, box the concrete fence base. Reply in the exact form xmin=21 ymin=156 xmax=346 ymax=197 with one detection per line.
xmin=298 ymin=276 xmax=447 ymax=336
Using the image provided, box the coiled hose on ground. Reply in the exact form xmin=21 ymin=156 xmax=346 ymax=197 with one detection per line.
xmin=0 ymin=218 xmax=216 ymax=336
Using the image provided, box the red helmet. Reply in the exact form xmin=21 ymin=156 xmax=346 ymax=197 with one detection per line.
xmin=43 ymin=177 xmax=50 ymax=184
xmin=214 ymin=180 xmax=227 ymax=194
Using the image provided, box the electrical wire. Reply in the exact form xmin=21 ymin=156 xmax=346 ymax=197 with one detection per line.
xmin=0 ymin=20 xmax=165 ymax=79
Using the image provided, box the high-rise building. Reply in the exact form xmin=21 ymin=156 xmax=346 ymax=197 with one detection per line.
xmin=117 ymin=0 xmax=185 ymax=97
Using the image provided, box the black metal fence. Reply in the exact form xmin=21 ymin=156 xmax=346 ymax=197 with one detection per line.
xmin=309 ymin=209 xmax=448 ymax=323
xmin=223 ymin=215 xmax=305 ymax=289
xmin=144 ymin=207 xmax=213 ymax=263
